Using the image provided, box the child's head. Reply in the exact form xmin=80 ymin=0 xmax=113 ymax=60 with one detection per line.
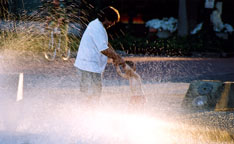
xmin=125 ymin=61 xmax=136 ymax=71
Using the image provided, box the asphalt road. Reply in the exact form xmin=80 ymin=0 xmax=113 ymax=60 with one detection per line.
xmin=105 ymin=57 xmax=234 ymax=84
xmin=1 ymin=50 xmax=234 ymax=85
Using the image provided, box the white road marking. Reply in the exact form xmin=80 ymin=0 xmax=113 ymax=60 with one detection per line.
xmin=17 ymin=73 xmax=24 ymax=101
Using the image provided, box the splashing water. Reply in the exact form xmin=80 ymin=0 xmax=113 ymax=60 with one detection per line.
xmin=0 ymin=63 xmax=233 ymax=144
xmin=0 ymin=0 xmax=84 ymax=60
xmin=0 ymin=1 xmax=234 ymax=144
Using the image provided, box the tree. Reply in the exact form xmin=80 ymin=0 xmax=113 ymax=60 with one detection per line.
xmin=0 ymin=0 xmax=9 ymax=20
xmin=178 ymin=0 xmax=188 ymax=37
xmin=187 ymin=0 xmax=200 ymax=32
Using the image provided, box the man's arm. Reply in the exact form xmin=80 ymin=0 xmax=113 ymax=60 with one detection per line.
xmin=101 ymin=43 xmax=125 ymax=66
xmin=115 ymin=65 xmax=129 ymax=79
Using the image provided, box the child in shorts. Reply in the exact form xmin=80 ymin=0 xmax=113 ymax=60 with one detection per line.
xmin=115 ymin=61 xmax=146 ymax=106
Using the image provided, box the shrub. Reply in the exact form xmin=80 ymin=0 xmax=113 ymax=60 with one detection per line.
xmin=110 ymin=31 xmax=226 ymax=57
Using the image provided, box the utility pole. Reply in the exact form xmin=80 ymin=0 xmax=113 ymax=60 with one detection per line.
xmin=178 ymin=0 xmax=188 ymax=37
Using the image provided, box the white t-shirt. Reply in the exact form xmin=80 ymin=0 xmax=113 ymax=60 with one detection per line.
xmin=74 ymin=18 xmax=108 ymax=73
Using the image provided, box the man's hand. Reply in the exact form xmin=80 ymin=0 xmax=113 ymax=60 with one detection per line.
xmin=113 ymin=55 xmax=125 ymax=67
xmin=101 ymin=43 xmax=125 ymax=67
xmin=101 ymin=47 xmax=125 ymax=66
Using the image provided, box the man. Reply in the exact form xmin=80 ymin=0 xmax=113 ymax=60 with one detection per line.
xmin=74 ymin=6 xmax=125 ymax=103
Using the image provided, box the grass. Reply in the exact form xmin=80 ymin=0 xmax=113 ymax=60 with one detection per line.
xmin=0 ymin=29 xmax=80 ymax=57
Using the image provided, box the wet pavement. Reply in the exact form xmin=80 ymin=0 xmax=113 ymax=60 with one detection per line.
xmin=0 ymin=51 xmax=234 ymax=143
xmin=104 ymin=56 xmax=234 ymax=84
xmin=1 ymin=50 xmax=234 ymax=85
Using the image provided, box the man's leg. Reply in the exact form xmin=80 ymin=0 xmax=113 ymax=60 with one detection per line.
xmin=77 ymin=68 xmax=90 ymax=93
xmin=77 ymin=68 xmax=102 ymax=104
xmin=90 ymin=72 xmax=102 ymax=101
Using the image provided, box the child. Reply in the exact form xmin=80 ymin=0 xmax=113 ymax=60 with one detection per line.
xmin=115 ymin=61 xmax=146 ymax=107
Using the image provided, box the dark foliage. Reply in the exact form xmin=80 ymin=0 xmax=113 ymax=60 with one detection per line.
xmin=110 ymin=31 xmax=232 ymax=57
